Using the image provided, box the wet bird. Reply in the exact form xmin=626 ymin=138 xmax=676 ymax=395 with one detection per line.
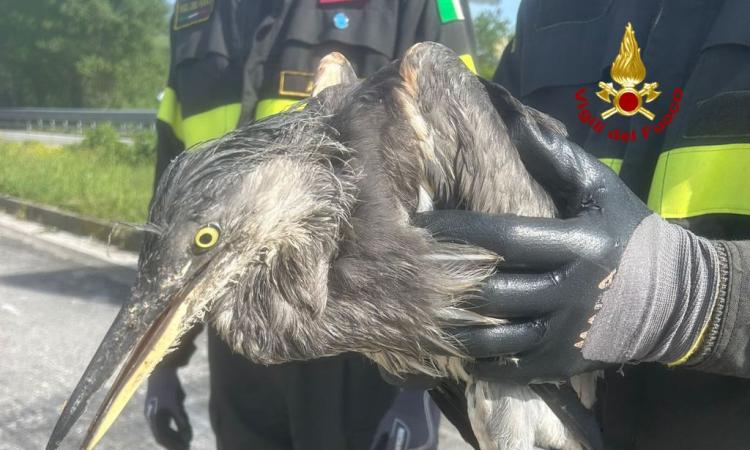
xmin=47 ymin=43 xmax=594 ymax=450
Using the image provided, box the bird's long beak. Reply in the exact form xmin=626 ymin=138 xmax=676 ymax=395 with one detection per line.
xmin=47 ymin=275 xmax=209 ymax=450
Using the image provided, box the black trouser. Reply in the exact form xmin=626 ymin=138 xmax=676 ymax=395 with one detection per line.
xmin=207 ymin=328 xmax=398 ymax=450
xmin=597 ymin=364 xmax=750 ymax=450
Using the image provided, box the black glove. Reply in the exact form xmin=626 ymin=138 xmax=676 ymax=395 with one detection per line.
xmin=419 ymin=101 xmax=723 ymax=383
xmin=145 ymin=367 xmax=193 ymax=450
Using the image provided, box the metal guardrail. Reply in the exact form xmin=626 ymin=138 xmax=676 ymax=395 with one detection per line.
xmin=0 ymin=107 xmax=157 ymax=133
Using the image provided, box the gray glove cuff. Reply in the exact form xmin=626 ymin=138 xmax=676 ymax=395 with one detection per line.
xmin=582 ymin=214 xmax=721 ymax=365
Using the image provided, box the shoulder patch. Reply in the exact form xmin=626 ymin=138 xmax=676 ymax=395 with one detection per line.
xmin=173 ymin=0 xmax=215 ymax=31
xmin=436 ymin=0 xmax=465 ymax=23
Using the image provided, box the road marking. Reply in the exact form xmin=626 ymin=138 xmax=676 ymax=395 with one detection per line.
xmin=0 ymin=130 xmax=133 ymax=145
xmin=0 ymin=211 xmax=137 ymax=268
xmin=1 ymin=303 xmax=21 ymax=317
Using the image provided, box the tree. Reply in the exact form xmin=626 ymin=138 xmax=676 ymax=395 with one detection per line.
xmin=472 ymin=6 xmax=513 ymax=80
xmin=0 ymin=0 xmax=168 ymax=108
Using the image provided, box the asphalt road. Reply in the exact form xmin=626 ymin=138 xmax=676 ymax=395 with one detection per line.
xmin=0 ymin=216 xmax=214 ymax=450
xmin=0 ymin=213 xmax=471 ymax=450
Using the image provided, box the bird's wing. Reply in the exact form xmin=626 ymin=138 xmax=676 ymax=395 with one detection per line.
xmin=394 ymin=42 xmax=557 ymax=217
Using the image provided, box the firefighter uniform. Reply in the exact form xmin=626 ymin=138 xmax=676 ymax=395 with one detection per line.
xmin=155 ymin=0 xmax=477 ymax=178
xmin=152 ymin=1 xmax=476 ymax=449
xmin=494 ymin=0 xmax=750 ymax=448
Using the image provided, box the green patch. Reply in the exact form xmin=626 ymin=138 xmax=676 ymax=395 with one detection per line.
xmin=174 ymin=0 xmax=215 ymax=31
xmin=436 ymin=0 xmax=465 ymax=23
xmin=0 ymin=128 xmax=155 ymax=223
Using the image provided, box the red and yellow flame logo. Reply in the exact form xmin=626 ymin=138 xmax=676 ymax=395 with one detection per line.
xmin=596 ymin=23 xmax=661 ymax=120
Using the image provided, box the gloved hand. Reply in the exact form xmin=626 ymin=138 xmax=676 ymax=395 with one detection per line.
xmin=144 ymin=366 xmax=193 ymax=450
xmin=419 ymin=105 xmax=725 ymax=383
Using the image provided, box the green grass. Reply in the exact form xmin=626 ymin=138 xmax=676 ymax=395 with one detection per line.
xmin=0 ymin=139 xmax=155 ymax=223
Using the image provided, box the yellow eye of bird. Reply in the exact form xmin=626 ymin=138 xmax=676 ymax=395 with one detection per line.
xmin=194 ymin=225 xmax=220 ymax=250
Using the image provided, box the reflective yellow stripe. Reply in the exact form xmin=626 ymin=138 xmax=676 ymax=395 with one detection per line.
xmin=647 ymin=144 xmax=750 ymax=218
xmin=667 ymin=305 xmax=716 ymax=367
xmin=156 ymin=88 xmax=241 ymax=147
xmin=156 ymin=87 xmax=184 ymax=142
xmin=254 ymin=98 xmax=302 ymax=120
xmin=182 ymin=103 xmax=241 ymax=148
xmin=459 ymin=54 xmax=477 ymax=74
xmin=599 ymin=158 xmax=623 ymax=175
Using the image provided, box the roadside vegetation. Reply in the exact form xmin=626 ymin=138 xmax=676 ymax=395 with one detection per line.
xmin=0 ymin=1 xmax=512 ymax=108
xmin=0 ymin=0 xmax=168 ymax=108
xmin=0 ymin=124 xmax=155 ymax=222
xmin=0 ymin=1 xmax=513 ymax=223
xmin=473 ymin=7 xmax=513 ymax=80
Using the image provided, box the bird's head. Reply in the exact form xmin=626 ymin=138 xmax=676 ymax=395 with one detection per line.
xmin=46 ymin=109 xmax=361 ymax=449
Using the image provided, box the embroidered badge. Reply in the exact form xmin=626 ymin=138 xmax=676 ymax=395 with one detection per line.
xmin=573 ymin=23 xmax=682 ymax=142
xmin=173 ymin=0 xmax=215 ymax=31
xmin=436 ymin=0 xmax=465 ymax=23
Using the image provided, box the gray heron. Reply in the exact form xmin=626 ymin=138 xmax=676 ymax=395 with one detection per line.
xmin=47 ymin=43 xmax=595 ymax=450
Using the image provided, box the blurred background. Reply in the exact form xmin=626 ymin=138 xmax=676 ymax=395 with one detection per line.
xmin=0 ymin=0 xmax=516 ymax=226
xmin=0 ymin=1 xmax=518 ymax=449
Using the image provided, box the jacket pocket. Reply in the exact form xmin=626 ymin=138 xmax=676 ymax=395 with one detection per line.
xmin=679 ymin=17 xmax=750 ymax=141
xmin=518 ymin=0 xmax=613 ymax=97
xmin=535 ymin=0 xmax=612 ymax=30
xmin=683 ymin=91 xmax=750 ymax=139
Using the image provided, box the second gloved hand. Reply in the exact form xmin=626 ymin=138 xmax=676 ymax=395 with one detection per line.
xmin=418 ymin=85 xmax=726 ymax=383
xmin=145 ymin=366 xmax=193 ymax=450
